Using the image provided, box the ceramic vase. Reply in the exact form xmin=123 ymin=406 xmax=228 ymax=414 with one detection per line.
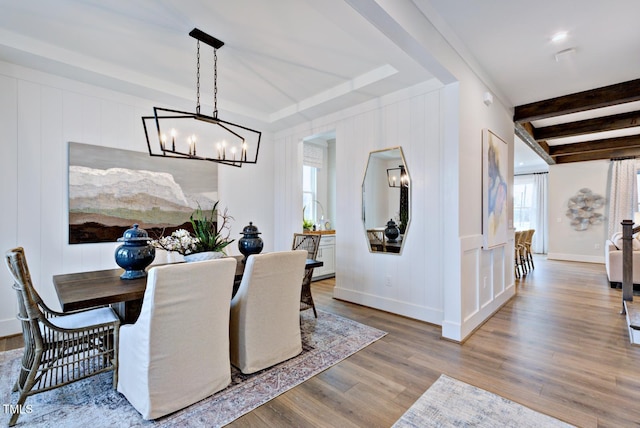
xmin=238 ymin=222 xmax=264 ymax=262
xmin=115 ymin=224 xmax=155 ymax=279
xmin=384 ymin=218 xmax=400 ymax=243
xmin=183 ymin=251 xmax=224 ymax=263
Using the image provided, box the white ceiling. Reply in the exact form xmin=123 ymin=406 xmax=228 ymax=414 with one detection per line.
xmin=0 ymin=0 xmax=434 ymax=130
xmin=424 ymin=0 xmax=640 ymax=172
xmin=426 ymin=0 xmax=640 ymax=107
xmin=1 ymin=0 xmax=638 ymax=171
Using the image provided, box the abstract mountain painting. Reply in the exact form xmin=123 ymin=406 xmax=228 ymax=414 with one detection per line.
xmin=68 ymin=142 xmax=218 ymax=244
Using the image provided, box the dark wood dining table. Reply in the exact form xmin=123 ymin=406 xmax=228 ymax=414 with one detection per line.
xmin=369 ymin=241 xmax=402 ymax=253
xmin=53 ymin=255 xmax=322 ymax=323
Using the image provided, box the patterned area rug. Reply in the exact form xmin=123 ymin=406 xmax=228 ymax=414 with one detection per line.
xmin=393 ymin=374 xmax=574 ymax=428
xmin=1 ymin=310 xmax=385 ymax=427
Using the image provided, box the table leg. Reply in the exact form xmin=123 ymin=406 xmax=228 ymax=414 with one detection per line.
xmin=111 ymin=299 xmax=143 ymax=324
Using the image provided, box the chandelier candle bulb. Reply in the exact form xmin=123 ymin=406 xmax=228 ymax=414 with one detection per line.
xmin=171 ymin=128 xmax=176 ymax=151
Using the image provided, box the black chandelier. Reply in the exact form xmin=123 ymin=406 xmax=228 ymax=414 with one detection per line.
xmin=143 ymin=28 xmax=261 ymax=167
xmin=387 ymin=165 xmax=409 ymax=188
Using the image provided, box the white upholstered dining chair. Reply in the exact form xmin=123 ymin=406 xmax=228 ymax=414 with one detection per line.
xmin=117 ymin=257 xmax=237 ymax=420
xmin=229 ymin=250 xmax=307 ymax=374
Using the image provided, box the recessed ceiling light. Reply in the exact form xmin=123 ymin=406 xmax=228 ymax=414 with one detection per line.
xmin=551 ymin=31 xmax=568 ymax=43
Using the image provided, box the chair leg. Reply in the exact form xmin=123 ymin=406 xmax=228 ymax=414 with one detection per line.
xmin=9 ymin=352 xmax=42 ymax=427
xmin=112 ymin=327 xmax=119 ymax=389
xmin=520 ymin=251 xmax=528 ymax=274
xmin=8 ymin=393 xmax=28 ymax=426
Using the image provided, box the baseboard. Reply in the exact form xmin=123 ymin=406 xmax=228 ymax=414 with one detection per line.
xmin=547 ymin=253 xmax=605 ymax=264
xmin=333 ymin=286 xmax=443 ymax=325
xmin=0 ymin=318 xmax=20 ymax=337
xmin=312 ymin=273 xmax=335 ymax=281
xmin=442 ymin=285 xmax=516 ymax=343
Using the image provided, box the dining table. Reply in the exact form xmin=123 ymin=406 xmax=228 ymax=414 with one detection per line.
xmin=52 ymin=255 xmax=322 ymax=323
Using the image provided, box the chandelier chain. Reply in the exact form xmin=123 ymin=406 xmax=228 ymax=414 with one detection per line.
xmin=196 ymin=41 xmax=201 ymax=115
xmin=213 ymin=47 xmax=218 ymax=118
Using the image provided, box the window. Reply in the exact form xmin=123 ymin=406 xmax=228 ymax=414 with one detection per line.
xmin=303 ymin=165 xmax=317 ymax=222
xmin=513 ymin=176 xmax=534 ymax=230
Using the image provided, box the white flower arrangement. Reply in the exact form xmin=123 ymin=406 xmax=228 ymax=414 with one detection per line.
xmin=150 ymin=202 xmax=234 ymax=256
xmin=151 ymin=229 xmax=201 ymax=255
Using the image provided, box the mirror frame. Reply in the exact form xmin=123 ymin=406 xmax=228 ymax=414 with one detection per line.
xmin=361 ymin=146 xmax=410 ymax=255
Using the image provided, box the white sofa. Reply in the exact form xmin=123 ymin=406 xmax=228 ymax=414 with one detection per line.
xmin=605 ymin=239 xmax=640 ymax=286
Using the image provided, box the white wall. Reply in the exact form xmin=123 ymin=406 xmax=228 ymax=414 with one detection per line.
xmin=218 ymin=135 xmax=275 ymax=257
xmin=273 ymin=75 xmax=515 ymax=342
xmin=274 ymin=81 xmax=446 ymax=325
xmin=0 ymin=61 xmax=275 ymax=336
xmin=370 ymin=1 xmax=516 ymax=341
xmin=0 ymin=2 xmax=517 ymax=342
xmin=267 ymin=0 xmax=518 ymax=341
xmin=547 ymin=160 xmax=609 ymax=263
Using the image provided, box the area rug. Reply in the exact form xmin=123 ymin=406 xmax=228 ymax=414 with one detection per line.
xmin=0 ymin=310 xmax=385 ymax=427
xmin=392 ymin=374 xmax=574 ymax=428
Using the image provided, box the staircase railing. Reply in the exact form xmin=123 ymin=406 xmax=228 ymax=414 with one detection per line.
xmin=621 ymin=220 xmax=636 ymax=313
xmin=621 ymin=219 xmax=640 ymax=311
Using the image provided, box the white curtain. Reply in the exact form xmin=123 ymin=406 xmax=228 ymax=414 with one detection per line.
xmin=607 ymin=159 xmax=638 ymax=238
xmin=531 ymin=173 xmax=548 ymax=254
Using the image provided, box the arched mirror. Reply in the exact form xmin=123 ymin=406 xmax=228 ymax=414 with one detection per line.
xmin=362 ymin=147 xmax=410 ymax=254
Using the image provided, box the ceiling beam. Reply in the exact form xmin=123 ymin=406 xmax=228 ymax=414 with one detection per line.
xmin=534 ymin=111 xmax=640 ymax=141
xmin=553 ymin=146 xmax=640 ymax=164
xmin=549 ymin=135 xmax=640 ymax=156
xmin=551 ymin=135 xmax=640 ymax=163
xmin=514 ymin=122 xmax=555 ymax=165
xmin=514 ymin=78 xmax=640 ymax=123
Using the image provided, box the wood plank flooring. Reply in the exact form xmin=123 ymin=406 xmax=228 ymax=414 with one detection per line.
xmin=233 ymin=257 xmax=636 ymax=427
xmin=2 ymin=256 xmax=639 ymax=426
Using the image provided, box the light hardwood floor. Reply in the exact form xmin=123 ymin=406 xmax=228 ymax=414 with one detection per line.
xmin=2 ymin=256 xmax=638 ymax=426
xmin=232 ymin=257 xmax=637 ymax=428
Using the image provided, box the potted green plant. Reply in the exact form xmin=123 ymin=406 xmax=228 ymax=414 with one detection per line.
xmin=302 ymin=205 xmax=314 ymax=231
xmin=151 ymin=201 xmax=234 ymax=261
xmin=303 ymin=218 xmax=314 ymax=232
